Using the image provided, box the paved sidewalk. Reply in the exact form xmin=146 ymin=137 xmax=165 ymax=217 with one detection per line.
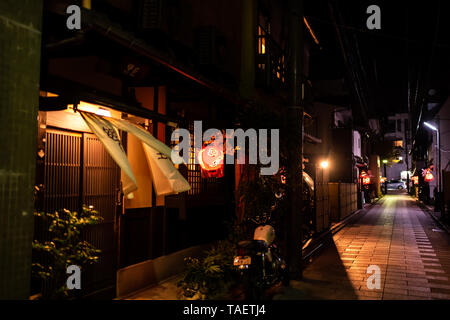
xmin=126 ymin=193 xmax=450 ymax=300
xmin=121 ymin=274 xmax=184 ymax=300
xmin=274 ymin=193 xmax=450 ymax=300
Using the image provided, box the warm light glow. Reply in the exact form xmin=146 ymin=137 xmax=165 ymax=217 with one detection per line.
xmin=258 ymin=26 xmax=266 ymax=55
xmin=320 ymin=160 xmax=329 ymax=169
xmin=393 ymin=140 xmax=403 ymax=147
xmin=74 ymin=101 xmax=112 ymax=117
xmin=363 ymin=176 xmax=371 ymax=185
xmin=198 ymin=143 xmax=224 ymax=178
xmin=411 ymin=176 xmax=419 ymax=185
xmin=303 ymin=17 xmax=319 ymax=45
xmin=96 ymin=108 xmax=112 ymax=117
xmin=82 ymin=0 xmax=92 ymax=9
xmin=380 ymin=177 xmax=387 ymax=183
xmin=424 ymin=122 xmax=438 ymax=132
xmin=424 ymin=172 xmax=434 ymax=182
xmin=40 ymin=91 xmax=59 ymax=97
xmin=382 ymin=159 xmax=388 ymax=164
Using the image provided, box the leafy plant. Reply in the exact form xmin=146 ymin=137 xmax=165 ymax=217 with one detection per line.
xmin=32 ymin=206 xmax=103 ymax=299
xmin=177 ymin=240 xmax=238 ymax=300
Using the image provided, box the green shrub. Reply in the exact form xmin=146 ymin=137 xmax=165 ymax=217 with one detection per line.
xmin=177 ymin=240 xmax=238 ymax=300
xmin=32 ymin=205 xmax=103 ymax=299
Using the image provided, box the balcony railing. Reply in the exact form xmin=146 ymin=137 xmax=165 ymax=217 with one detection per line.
xmin=304 ymin=115 xmax=318 ymax=140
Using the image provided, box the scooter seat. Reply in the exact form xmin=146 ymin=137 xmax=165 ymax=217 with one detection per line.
xmin=238 ymin=240 xmax=268 ymax=253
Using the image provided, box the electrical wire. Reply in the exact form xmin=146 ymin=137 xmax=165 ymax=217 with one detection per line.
xmin=304 ymin=15 xmax=450 ymax=48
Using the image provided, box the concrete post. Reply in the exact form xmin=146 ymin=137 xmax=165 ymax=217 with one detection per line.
xmin=0 ymin=0 xmax=43 ymax=299
xmin=286 ymin=0 xmax=304 ymax=280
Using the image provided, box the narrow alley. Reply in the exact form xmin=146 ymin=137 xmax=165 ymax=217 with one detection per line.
xmin=275 ymin=193 xmax=450 ymax=300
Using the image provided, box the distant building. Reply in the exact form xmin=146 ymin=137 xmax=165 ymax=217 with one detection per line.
xmin=383 ymin=113 xmax=412 ymax=181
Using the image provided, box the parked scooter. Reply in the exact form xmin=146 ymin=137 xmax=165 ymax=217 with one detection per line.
xmin=233 ymin=211 xmax=289 ymax=299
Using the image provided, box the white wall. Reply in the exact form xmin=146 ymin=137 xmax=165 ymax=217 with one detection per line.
xmin=383 ymin=113 xmax=412 ymax=180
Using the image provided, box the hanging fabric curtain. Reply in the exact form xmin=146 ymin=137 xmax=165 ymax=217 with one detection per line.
xmin=107 ymin=117 xmax=184 ymax=164
xmin=79 ymin=111 xmax=137 ymax=195
xmin=142 ymin=142 xmax=191 ymax=196
xmin=99 ymin=116 xmax=190 ymax=196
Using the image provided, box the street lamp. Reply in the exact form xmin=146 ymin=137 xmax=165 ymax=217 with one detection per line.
xmin=424 ymin=121 xmax=438 ymax=132
xmin=382 ymin=159 xmax=388 ymax=194
xmin=320 ymin=160 xmax=329 ymax=169
xmin=424 ymin=120 xmax=441 ymax=195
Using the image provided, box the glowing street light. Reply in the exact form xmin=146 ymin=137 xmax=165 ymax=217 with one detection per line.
xmin=424 ymin=121 xmax=438 ymax=132
xmin=320 ymin=160 xmax=329 ymax=169
xmin=424 ymin=120 xmax=441 ymax=194
xmin=382 ymin=159 xmax=388 ymax=164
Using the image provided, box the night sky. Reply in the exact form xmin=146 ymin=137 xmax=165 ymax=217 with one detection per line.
xmin=306 ymin=0 xmax=450 ymax=118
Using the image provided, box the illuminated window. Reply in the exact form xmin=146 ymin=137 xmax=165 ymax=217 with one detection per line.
xmin=40 ymin=90 xmax=59 ymax=97
xmin=258 ymin=26 xmax=266 ymax=55
xmin=393 ymin=140 xmax=403 ymax=147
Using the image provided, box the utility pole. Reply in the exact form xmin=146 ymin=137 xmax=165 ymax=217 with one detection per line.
xmin=286 ymin=0 xmax=304 ymax=280
xmin=405 ymin=7 xmax=411 ymax=195
xmin=405 ymin=119 xmax=410 ymax=194
xmin=438 ymin=115 xmax=441 ymax=194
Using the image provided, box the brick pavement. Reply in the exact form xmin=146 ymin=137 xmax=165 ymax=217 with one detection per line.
xmin=274 ymin=193 xmax=450 ymax=300
xmin=126 ymin=193 xmax=450 ymax=300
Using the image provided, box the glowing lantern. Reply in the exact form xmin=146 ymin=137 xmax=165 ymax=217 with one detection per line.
xmin=363 ymin=176 xmax=371 ymax=185
xmin=411 ymin=176 xmax=418 ymax=185
xmin=198 ymin=142 xmax=224 ymax=178
xmin=424 ymin=171 xmax=434 ymax=182
xmin=380 ymin=177 xmax=387 ymax=183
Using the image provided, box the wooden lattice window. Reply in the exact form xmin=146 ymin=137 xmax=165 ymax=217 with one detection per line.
xmin=187 ymin=123 xmax=201 ymax=195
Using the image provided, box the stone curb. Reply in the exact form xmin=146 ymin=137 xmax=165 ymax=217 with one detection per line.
xmin=416 ymin=200 xmax=450 ymax=234
xmin=302 ymin=197 xmax=381 ymax=262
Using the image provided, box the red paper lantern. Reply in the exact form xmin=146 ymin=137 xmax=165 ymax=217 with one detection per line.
xmin=424 ymin=171 xmax=434 ymax=182
xmin=198 ymin=143 xmax=224 ymax=178
xmin=363 ymin=176 xmax=371 ymax=185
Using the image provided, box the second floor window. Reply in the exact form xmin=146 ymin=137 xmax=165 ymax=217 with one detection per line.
xmin=256 ymin=12 xmax=286 ymax=85
xmin=393 ymin=140 xmax=404 ymax=148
